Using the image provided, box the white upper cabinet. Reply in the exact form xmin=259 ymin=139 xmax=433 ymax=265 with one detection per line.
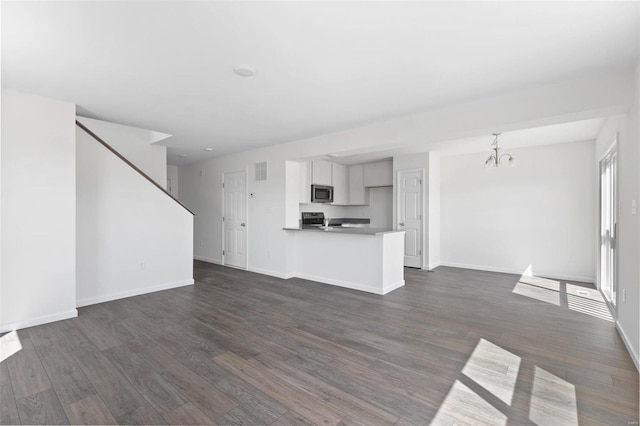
xmin=298 ymin=161 xmax=311 ymax=204
xmin=363 ymin=160 xmax=393 ymax=187
xmin=349 ymin=164 xmax=368 ymax=205
xmin=311 ymin=160 xmax=333 ymax=186
xmin=331 ymin=163 xmax=348 ymax=205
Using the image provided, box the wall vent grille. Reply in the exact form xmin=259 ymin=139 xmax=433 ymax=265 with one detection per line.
xmin=255 ymin=162 xmax=268 ymax=181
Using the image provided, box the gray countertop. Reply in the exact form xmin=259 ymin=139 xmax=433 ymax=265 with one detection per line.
xmin=283 ymin=226 xmax=404 ymax=236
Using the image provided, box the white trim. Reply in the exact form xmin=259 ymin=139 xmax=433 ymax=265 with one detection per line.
xmin=76 ymin=279 xmax=194 ymax=308
xmin=438 ymin=261 xmax=595 ymax=283
xmin=424 ymin=263 xmax=441 ymax=271
xmin=616 ymin=320 xmax=639 ymax=371
xmin=248 ymin=266 xmax=294 ymax=280
xmin=294 ymin=272 xmax=392 ymax=295
xmin=195 ymin=256 xmax=222 ymax=265
xmin=382 ymin=280 xmax=406 ymax=294
xmin=0 ymin=309 xmax=78 ymax=333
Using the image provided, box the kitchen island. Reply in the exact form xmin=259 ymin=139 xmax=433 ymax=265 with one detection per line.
xmin=283 ymin=226 xmax=405 ymax=295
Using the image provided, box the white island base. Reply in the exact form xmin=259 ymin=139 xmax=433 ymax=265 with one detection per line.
xmin=286 ymin=228 xmax=405 ymax=295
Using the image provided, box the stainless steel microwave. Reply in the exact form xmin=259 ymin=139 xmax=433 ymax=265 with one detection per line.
xmin=311 ymin=184 xmax=333 ymax=203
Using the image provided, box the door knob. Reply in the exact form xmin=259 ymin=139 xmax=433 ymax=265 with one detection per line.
xmin=241 ymin=223 xmax=246 ymax=227
xmin=399 ymin=222 xmax=405 ymax=226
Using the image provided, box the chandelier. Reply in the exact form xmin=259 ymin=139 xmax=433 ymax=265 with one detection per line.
xmin=484 ymin=133 xmax=514 ymax=168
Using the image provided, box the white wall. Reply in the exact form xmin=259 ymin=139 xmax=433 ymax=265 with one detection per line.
xmin=77 ymin=116 xmax=168 ymax=188
xmin=595 ymin=64 xmax=640 ymax=368
xmin=346 ymin=187 xmax=393 ymax=228
xmin=393 ymin=152 xmax=441 ymax=269
xmin=441 ymin=140 xmax=597 ymax=282
xmin=76 ymin=124 xmax=194 ymax=307
xmin=179 ymin=70 xmax=631 ymax=279
xmin=1 ymin=90 xmax=77 ymax=332
xmin=167 ymin=164 xmax=179 ymax=198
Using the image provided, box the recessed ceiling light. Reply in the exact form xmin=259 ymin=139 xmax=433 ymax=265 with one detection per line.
xmin=233 ymin=66 xmax=255 ymax=77
xmin=178 ymin=154 xmax=188 ymax=158
xmin=204 ymin=147 xmax=214 ymax=152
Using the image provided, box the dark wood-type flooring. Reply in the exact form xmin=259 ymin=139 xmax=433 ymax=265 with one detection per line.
xmin=1 ymin=262 xmax=638 ymax=425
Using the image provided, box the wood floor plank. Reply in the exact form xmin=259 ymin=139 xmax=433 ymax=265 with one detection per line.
xmin=4 ymin=261 xmax=637 ymax=425
xmin=251 ymin=353 xmax=399 ymax=425
xmin=15 ymin=388 xmax=68 ymax=425
xmin=5 ymin=335 xmax=51 ymax=400
xmin=71 ymin=346 xmax=148 ymax=417
xmin=271 ymin=410 xmax=317 ymax=426
xmin=29 ymin=326 xmax=97 ymax=407
xmin=116 ymin=404 xmax=167 ymax=425
xmin=102 ymin=344 xmax=188 ymax=415
xmin=214 ymin=351 xmax=345 ymax=426
xmin=162 ymin=402 xmax=215 ymax=425
xmin=0 ymin=382 xmax=21 ymax=425
xmin=64 ymin=394 xmax=117 ymax=425
xmin=142 ymin=345 xmax=237 ymax=421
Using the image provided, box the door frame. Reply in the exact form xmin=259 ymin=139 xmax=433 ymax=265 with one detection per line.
xmin=597 ymin=136 xmax=618 ymax=314
xmin=395 ymin=168 xmax=426 ymax=269
xmin=221 ymin=168 xmax=249 ymax=270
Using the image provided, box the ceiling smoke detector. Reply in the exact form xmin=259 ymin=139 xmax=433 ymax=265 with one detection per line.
xmin=233 ymin=66 xmax=256 ymax=77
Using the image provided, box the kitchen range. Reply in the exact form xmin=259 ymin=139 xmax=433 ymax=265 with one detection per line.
xmin=284 ymin=212 xmax=405 ymax=295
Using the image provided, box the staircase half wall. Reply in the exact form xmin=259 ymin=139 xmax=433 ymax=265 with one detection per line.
xmin=76 ymin=122 xmax=194 ymax=307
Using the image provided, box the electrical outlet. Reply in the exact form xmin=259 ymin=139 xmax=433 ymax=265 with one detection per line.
xmin=200 ymin=240 xmax=204 ymax=247
xmin=623 ymin=288 xmax=627 ymax=302
xmin=266 ymin=250 xmax=271 ymax=258
xmin=140 ymin=262 xmax=146 ymax=270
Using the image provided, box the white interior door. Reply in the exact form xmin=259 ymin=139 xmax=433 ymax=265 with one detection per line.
xmin=398 ymin=170 xmax=423 ymax=268
xmin=600 ymin=146 xmax=617 ymax=307
xmin=223 ymin=170 xmax=247 ymax=269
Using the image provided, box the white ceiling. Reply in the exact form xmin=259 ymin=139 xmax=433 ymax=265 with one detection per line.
xmin=2 ymin=2 xmax=638 ymax=165
xmin=326 ymin=118 xmax=606 ymax=165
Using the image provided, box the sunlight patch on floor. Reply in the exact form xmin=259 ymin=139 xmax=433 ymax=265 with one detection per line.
xmin=567 ymin=294 xmax=614 ymax=322
xmin=529 ymin=366 xmax=578 ymax=426
xmin=431 ymin=379 xmax=507 ymax=426
xmin=513 ymin=281 xmax=560 ymax=306
xmin=462 ymin=338 xmax=521 ymax=405
xmin=0 ymin=331 xmax=22 ymax=363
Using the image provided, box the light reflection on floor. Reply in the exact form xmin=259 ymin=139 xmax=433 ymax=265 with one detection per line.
xmin=0 ymin=330 xmax=22 ymax=363
xmin=461 ymin=339 xmax=520 ymax=405
xmin=512 ymin=274 xmax=614 ymax=322
xmin=431 ymin=339 xmax=580 ymax=426
xmin=529 ymin=366 xmax=578 ymax=425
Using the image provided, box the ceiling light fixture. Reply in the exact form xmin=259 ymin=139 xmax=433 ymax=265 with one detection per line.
xmin=484 ymin=133 xmax=515 ymax=168
xmin=204 ymin=147 xmax=214 ymax=152
xmin=326 ymin=153 xmax=340 ymax=158
xmin=233 ymin=66 xmax=255 ymax=77
xmin=178 ymin=154 xmax=189 ymax=158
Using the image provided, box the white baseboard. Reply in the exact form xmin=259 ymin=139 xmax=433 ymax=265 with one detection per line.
xmin=616 ymin=320 xmax=639 ymax=372
xmin=294 ymin=272 xmax=385 ymax=295
xmin=382 ymin=280 xmax=405 ymax=294
xmin=194 ymin=256 xmax=222 ymax=265
xmin=248 ymin=266 xmax=295 ymax=280
xmin=0 ymin=309 xmax=78 ymax=333
xmin=438 ymin=261 xmax=595 ymax=284
xmin=424 ymin=263 xmax=440 ymax=271
xmin=76 ymin=279 xmax=194 ymax=308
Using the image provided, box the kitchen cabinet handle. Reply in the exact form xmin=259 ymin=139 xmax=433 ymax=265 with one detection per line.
xmin=241 ymin=223 xmax=246 ymax=227
xmin=399 ymin=222 xmax=405 ymax=226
